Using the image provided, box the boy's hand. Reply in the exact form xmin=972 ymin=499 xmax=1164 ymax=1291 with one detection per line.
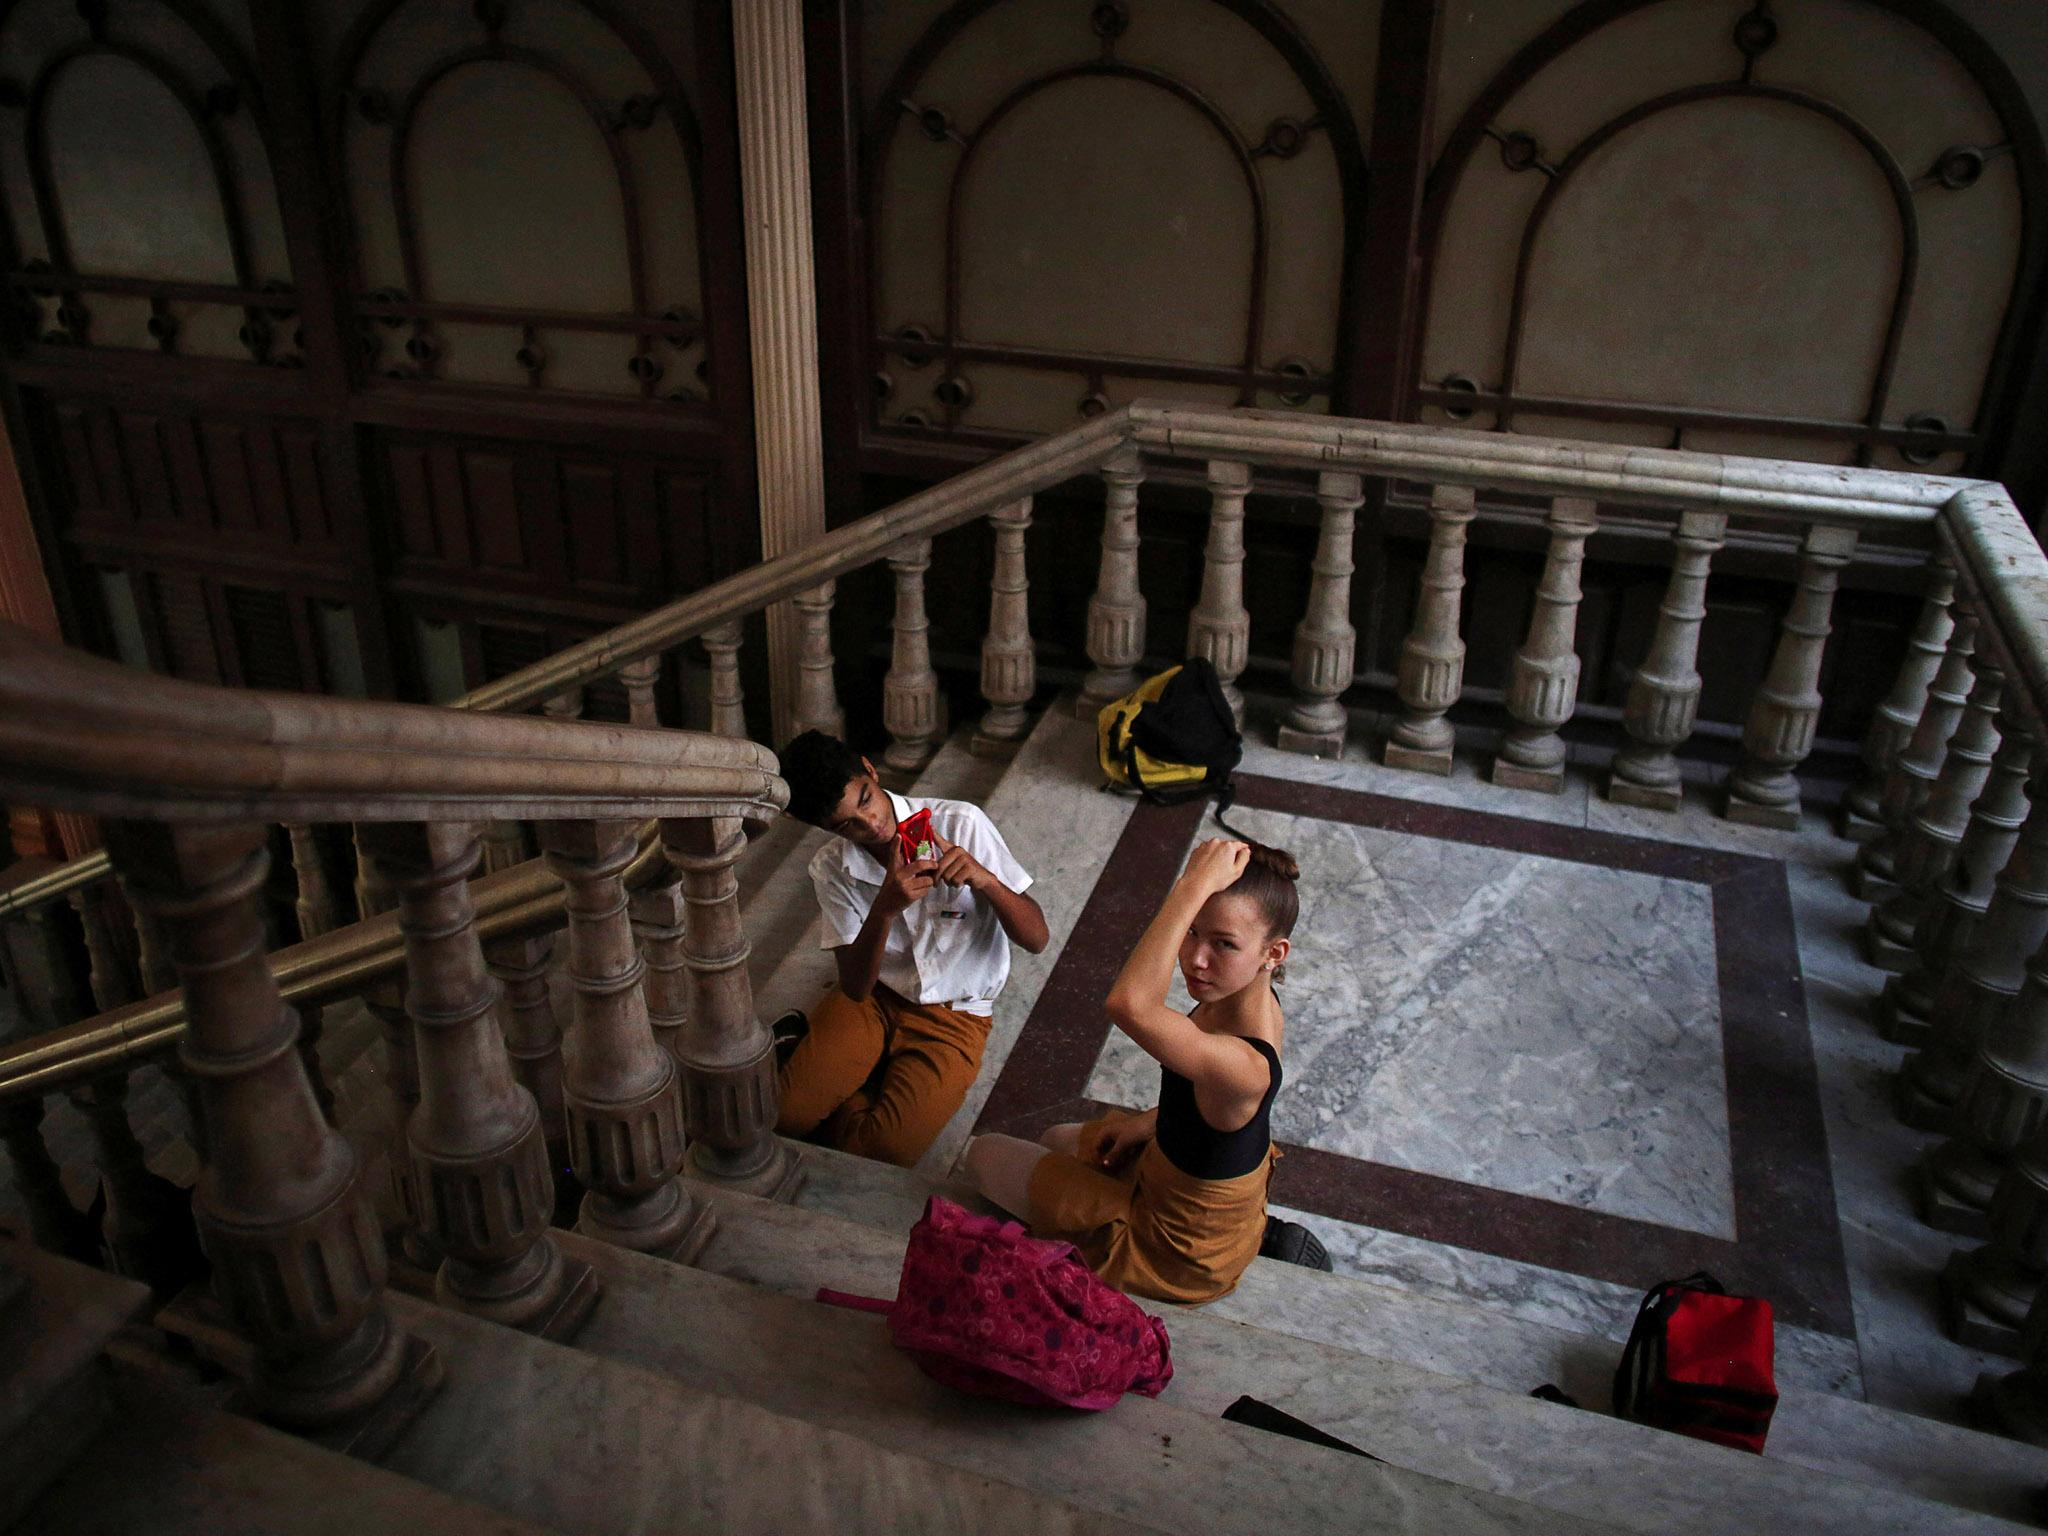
xmin=1089 ymin=1114 xmax=1154 ymax=1175
xmin=876 ymin=834 xmax=937 ymax=916
xmin=930 ymin=831 xmax=991 ymax=894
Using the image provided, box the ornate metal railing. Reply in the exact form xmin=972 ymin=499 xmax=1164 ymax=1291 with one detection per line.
xmin=10 ymin=402 xmax=2048 ymax=1435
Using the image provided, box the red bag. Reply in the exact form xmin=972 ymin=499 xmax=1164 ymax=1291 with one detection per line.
xmin=818 ymin=1196 xmax=1173 ymax=1410
xmin=1613 ymin=1272 xmax=1776 ymax=1453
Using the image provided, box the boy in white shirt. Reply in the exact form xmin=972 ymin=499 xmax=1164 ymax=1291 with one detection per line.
xmin=773 ymin=730 xmax=1048 ymax=1167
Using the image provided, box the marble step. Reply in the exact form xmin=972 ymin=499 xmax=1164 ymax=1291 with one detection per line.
xmin=16 ymin=1379 xmax=560 ymax=1536
xmin=0 ymin=1236 xmax=154 ymax=1529
xmin=538 ymin=1225 xmax=1618 ymax=1536
xmin=742 ymin=1140 xmax=2048 ymax=1528
xmin=377 ymin=1280 xmax=1160 ymax=1536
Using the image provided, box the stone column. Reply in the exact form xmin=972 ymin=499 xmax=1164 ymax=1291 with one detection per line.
xmin=974 ymin=499 xmax=1036 ymax=756
xmin=702 ymin=619 xmax=748 ymax=740
xmin=1724 ymin=523 xmax=1859 ymax=828
xmin=1855 ymin=611 xmax=1979 ymax=901
xmin=1186 ymin=460 xmax=1252 ymax=723
xmin=284 ymin=824 xmax=339 ymax=940
xmin=664 ymin=814 xmax=799 ymax=1199
xmin=618 ymin=654 xmax=662 ymax=729
xmin=1881 ymin=722 xmax=2036 ymax=1048
xmin=1278 ymin=471 xmax=1361 ymax=757
xmin=1609 ymin=510 xmax=1727 ymax=811
xmin=0 ymin=1095 xmax=101 ymax=1263
xmin=1864 ymin=660 xmax=2004 ymax=971
xmin=105 ymin=820 xmax=424 ymax=1432
xmin=1972 ymin=1292 xmax=2048 ymax=1446
xmin=1492 ymin=496 xmax=1597 ymax=792
xmin=1842 ymin=562 xmax=1956 ymax=839
xmin=1942 ymin=1118 xmax=2048 ymax=1355
xmin=732 ymin=0 xmax=827 ymax=747
xmin=791 ymin=581 xmax=846 ymax=742
xmin=1919 ymin=934 xmax=2048 ymax=1238
xmin=478 ymin=821 xmax=528 ymax=874
xmin=541 ymin=818 xmax=709 ymax=1260
xmin=882 ymin=536 xmax=943 ymax=774
xmin=358 ymin=821 xmax=592 ymax=1338
xmin=1899 ymin=771 xmax=2048 ymax=1132
xmin=1079 ymin=447 xmax=1147 ymax=713
xmin=542 ymin=687 xmax=583 ymax=724
xmin=1386 ymin=484 xmax=1477 ymax=775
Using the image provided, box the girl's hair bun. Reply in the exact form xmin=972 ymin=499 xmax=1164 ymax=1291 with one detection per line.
xmin=1245 ymin=842 xmax=1299 ymax=882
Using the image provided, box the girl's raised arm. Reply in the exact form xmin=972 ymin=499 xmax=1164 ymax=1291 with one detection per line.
xmin=1104 ymin=839 xmax=1272 ymax=1098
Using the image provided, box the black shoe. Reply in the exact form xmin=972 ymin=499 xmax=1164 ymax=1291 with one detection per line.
xmin=771 ymin=1010 xmax=809 ymax=1068
xmin=1260 ymin=1216 xmax=1332 ymax=1271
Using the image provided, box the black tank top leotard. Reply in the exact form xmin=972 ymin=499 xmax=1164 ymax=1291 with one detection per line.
xmin=1154 ymin=1034 xmax=1282 ymax=1180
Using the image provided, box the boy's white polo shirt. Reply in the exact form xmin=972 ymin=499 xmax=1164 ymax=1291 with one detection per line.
xmin=808 ymin=791 xmax=1032 ymax=1017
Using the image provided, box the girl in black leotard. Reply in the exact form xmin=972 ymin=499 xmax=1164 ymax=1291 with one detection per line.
xmin=965 ymin=837 xmax=1297 ymax=1304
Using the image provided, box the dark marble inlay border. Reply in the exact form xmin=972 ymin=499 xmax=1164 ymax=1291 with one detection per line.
xmin=974 ymin=774 xmax=1855 ymax=1337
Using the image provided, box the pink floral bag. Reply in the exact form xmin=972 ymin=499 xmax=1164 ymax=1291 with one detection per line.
xmin=817 ymin=1195 xmax=1173 ymax=1410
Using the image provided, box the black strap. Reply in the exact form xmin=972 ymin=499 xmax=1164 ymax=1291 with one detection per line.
xmin=1613 ymin=1272 xmax=1731 ymax=1421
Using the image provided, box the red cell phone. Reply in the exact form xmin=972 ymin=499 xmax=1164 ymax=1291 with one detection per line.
xmin=898 ymin=806 xmax=936 ymax=865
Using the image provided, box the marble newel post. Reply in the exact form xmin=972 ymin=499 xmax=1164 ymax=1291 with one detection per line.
xmin=1278 ymin=471 xmax=1362 ymax=757
xmin=1724 ymin=523 xmax=1859 ymax=828
xmin=1842 ymin=561 xmax=1957 ymax=839
xmin=106 ymin=820 xmax=433 ymax=1434
xmin=1609 ymin=510 xmax=1727 ymax=811
xmin=1385 ymin=484 xmax=1476 ymax=775
xmin=663 ymin=815 xmax=799 ymax=1199
xmin=541 ymin=818 xmax=712 ymax=1260
xmin=1492 ymin=496 xmax=1597 ymax=793
xmin=358 ymin=821 xmax=594 ymax=1339
xmin=732 ymin=0 xmax=827 ymax=745
xmin=1186 ymin=460 xmax=1252 ymax=723
xmin=974 ymin=498 xmax=1036 ymax=755
xmin=1078 ymin=447 xmax=1147 ymax=714
xmin=883 ymin=536 xmax=943 ymax=773
xmin=791 ymin=581 xmax=845 ymax=741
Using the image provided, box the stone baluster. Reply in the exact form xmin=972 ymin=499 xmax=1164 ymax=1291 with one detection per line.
xmin=1881 ymin=720 xmax=2036 ymax=1047
xmin=360 ymin=822 xmax=593 ymax=1336
xmin=1724 ymin=524 xmax=1860 ymax=828
xmin=0 ymin=1095 xmax=101 ymax=1263
xmin=1492 ymin=497 xmax=1598 ymax=792
xmin=1864 ymin=659 xmax=2004 ymax=970
xmin=1079 ymin=447 xmax=1147 ymax=713
xmin=1608 ymin=511 xmax=1728 ymax=811
xmin=352 ymin=829 xmax=438 ymax=1286
xmin=974 ymin=501 xmax=1036 ymax=755
xmin=483 ymin=932 xmax=571 ymax=1220
xmin=69 ymin=881 xmax=141 ymax=1012
xmin=1385 ymin=485 xmax=1477 ymax=775
xmin=1919 ymin=931 xmax=2048 ymax=1238
xmin=541 ymin=818 xmax=710 ymax=1258
xmin=67 ymin=1069 xmax=204 ymax=1295
xmin=105 ymin=820 xmax=425 ymax=1431
xmin=792 ymin=582 xmax=846 ymax=741
xmin=883 ymin=536 xmax=943 ymax=774
xmin=285 ymin=823 xmax=339 ymax=941
xmin=478 ymin=821 xmax=528 ymax=874
xmin=630 ymin=869 xmax=691 ymax=1063
xmin=542 ymin=687 xmax=583 ymax=724
xmin=702 ymin=619 xmax=748 ymax=739
xmin=1854 ymin=610 xmax=1979 ymax=900
xmin=1898 ymin=772 xmax=2048 ymax=1132
xmin=1187 ymin=460 xmax=1252 ymax=723
xmin=1972 ymin=1289 xmax=2048 ymax=1446
xmin=618 ymin=654 xmax=662 ymax=729
xmin=1278 ymin=471 xmax=1362 ymax=757
xmin=1842 ymin=562 xmax=1957 ymax=839
xmin=1941 ymin=1117 xmax=2048 ymax=1355
xmin=664 ymin=814 xmax=798 ymax=1199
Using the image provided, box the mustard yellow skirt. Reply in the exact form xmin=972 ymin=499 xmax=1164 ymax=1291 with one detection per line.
xmin=1027 ymin=1110 xmax=1271 ymax=1305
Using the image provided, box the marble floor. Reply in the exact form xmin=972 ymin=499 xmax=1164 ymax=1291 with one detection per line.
xmin=947 ymin=700 xmax=2014 ymax=1424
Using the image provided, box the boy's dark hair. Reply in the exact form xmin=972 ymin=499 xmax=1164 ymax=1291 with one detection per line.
xmin=780 ymin=730 xmax=867 ymax=825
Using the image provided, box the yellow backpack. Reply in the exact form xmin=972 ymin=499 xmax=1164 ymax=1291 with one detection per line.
xmin=1095 ymin=659 xmax=1242 ymax=805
